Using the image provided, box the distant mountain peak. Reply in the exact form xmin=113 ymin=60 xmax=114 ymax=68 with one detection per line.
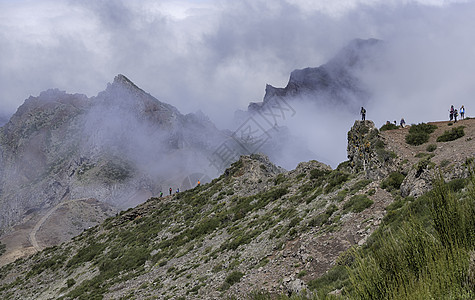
xmin=113 ymin=74 xmax=140 ymax=90
xmin=250 ymin=38 xmax=383 ymax=112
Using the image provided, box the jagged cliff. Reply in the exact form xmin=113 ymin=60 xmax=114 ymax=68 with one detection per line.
xmin=0 ymin=118 xmax=472 ymax=299
xmin=248 ymin=38 xmax=382 ymax=114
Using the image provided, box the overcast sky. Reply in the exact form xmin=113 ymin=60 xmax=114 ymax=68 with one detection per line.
xmin=1 ymin=0 xmax=475 ymax=167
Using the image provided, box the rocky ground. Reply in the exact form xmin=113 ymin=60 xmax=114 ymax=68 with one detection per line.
xmin=0 ymin=118 xmax=473 ymax=299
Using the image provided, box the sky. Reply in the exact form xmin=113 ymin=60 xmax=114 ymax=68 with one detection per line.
xmin=1 ymin=0 xmax=475 ymax=167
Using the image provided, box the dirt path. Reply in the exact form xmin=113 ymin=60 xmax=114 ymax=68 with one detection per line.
xmin=28 ymin=198 xmax=90 ymax=252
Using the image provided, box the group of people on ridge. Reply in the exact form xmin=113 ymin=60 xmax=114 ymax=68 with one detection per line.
xmin=449 ymin=105 xmax=465 ymax=122
xmin=158 ymin=181 xmax=201 ymax=197
xmin=361 ymin=107 xmax=406 ymax=128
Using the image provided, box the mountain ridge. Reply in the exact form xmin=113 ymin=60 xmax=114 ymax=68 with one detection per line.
xmin=0 ymin=117 xmax=473 ymax=299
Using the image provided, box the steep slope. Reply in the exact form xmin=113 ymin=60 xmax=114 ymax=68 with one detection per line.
xmin=1 ymin=119 xmax=472 ymax=299
xmin=0 ymin=75 xmax=225 ymax=264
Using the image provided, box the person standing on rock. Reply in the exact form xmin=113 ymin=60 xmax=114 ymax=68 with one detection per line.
xmin=400 ymin=118 xmax=406 ymax=128
xmin=449 ymin=105 xmax=454 ymax=121
xmin=460 ymin=105 xmax=465 ymax=119
xmin=360 ymin=107 xmax=366 ymax=121
xmin=159 ymin=191 xmax=163 ymax=197
xmin=454 ymin=109 xmax=458 ymax=123
xmin=169 ymin=187 xmax=172 ymax=195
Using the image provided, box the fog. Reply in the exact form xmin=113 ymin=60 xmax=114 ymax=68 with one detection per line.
xmin=1 ymin=0 xmax=474 ymax=169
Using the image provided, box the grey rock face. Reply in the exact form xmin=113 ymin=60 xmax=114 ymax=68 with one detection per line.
xmin=250 ymin=38 xmax=383 ymax=113
xmin=0 ymin=75 xmax=225 ymax=233
xmin=347 ymin=120 xmax=395 ymax=180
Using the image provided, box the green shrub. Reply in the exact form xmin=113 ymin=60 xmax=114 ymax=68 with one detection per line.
xmin=66 ymin=242 xmax=106 ymax=268
xmin=66 ymin=278 xmax=76 ymax=288
xmin=308 ymin=204 xmax=338 ymax=228
xmin=274 ymin=174 xmax=286 ymax=185
xmin=348 ymin=175 xmax=475 ymax=300
xmin=220 ymin=271 xmax=244 ymax=291
xmin=225 ymin=271 xmax=244 ymax=285
xmin=381 ymin=172 xmax=406 ymax=191
xmin=405 ymin=123 xmax=437 ymax=146
xmin=308 ymin=265 xmax=349 ymax=295
xmin=343 ymin=195 xmax=373 ymax=213
xmin=350 ymin=179 xmax=372 ymax=194
xmin=380 ymin=123 xmax=399 ymax=131
xmin=324 ymin=171 xmax=350 ymax=193
xmin=436 ymin=126 xmax=465 ymax=142
xmin=310 ymin=168 xmax=330 ymax=180
xmin=426 ymin=144 xmax=437 ymax=152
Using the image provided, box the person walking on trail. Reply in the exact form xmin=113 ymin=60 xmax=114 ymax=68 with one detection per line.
xmin=460 ymin=105 xmax=465 ymax=119
xmin=169 ymin=187 xmax=172 ymax=195
xmin=360 ymin=107 xmax=366 ymax=121
xmin=449 ymin=105 xmax=454 ymax=121
xmin=454 ymin=109 xmax=458 ymax=123
xmin=400 ymin=118 xmax=406 ymax=128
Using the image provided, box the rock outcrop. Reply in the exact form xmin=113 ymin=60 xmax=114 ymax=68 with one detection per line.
xmin=347 ymin=120 xmax=395 ymax=179
xmin=248 ymin=38 xmax=382 ymax=113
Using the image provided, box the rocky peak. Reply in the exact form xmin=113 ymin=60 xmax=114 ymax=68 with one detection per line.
xmin=257 ymin=39 xmax=381 ymax=108
xmin=112 ymin=74 xmax=141 ymax=90
xmin=227 ymin=153 xmax=285 ymax=179
xmin=347 ymin=120 xmax=395 ymax=179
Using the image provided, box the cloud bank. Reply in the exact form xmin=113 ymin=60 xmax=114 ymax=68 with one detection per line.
xmin=1 ymin=0 xmax=474 ymax=167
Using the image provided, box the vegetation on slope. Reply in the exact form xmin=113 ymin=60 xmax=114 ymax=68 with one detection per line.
xmin=0 ymin=119 xmax=473 ymax=299
xmin=437 ymin=126 xmax=465 ymax=142
xmin=405 ymin=123 xmax=438 ymax=146
xmin=303 ymin=172 xmax=475 ymax=300
xmin=0 ymin=157 xmax=363 ymax=299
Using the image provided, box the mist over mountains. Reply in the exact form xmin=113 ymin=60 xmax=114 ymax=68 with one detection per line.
xmin=0 ymin=38 xmax=385 ymax=235
xmin=0 ymin=37 xmax=405 ymax=242
xmin=0 ymin=74 xmax=225 ymax=233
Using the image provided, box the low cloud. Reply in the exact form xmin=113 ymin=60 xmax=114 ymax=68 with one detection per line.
xmin=1 ymin=0 xmax=474 ymax=167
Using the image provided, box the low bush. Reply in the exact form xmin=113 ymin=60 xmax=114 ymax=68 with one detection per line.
xmin=343 ymin=195 xmax=373 ymax=214
xmin=324 ymin=171 xmax=351 ymax=193
xmin=350 ymin=179 xmax=372 ymax=194
xmin=380 ymin=123 xmax=399 ymax=131
xmin=405 ymin=123 xmax=437 ymax=146
xmin=381 ymin=172 xmax=406 ymax=191
xmin=436 ymin=126 xmax=465 ymax=142
xmin=426 ymin=144 xmax=437 ymax=152
xmin=348 ymin=175 xmax=475 ymax=300
xmin=220 ymin=271 xmax=244 ymax=291
xmin=310 ymin=168 xmax=330 ymax=180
